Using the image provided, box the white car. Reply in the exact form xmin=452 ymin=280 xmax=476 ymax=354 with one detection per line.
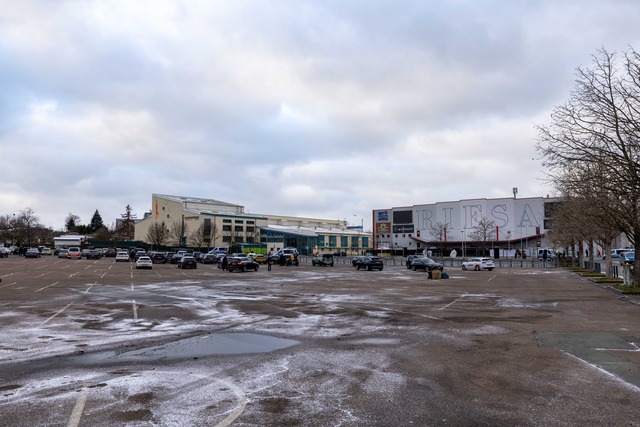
xmin=462 ymin=257 xmax=496 ymax=271
xmin=135 ymin=256 xmax=153 ymax=269
xmin=115 ymin=251 xmax=130 ymax=262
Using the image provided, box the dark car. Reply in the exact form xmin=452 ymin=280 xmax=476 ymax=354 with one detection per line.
xmin=351 ymin=256 xmax=367 ymax=267
xmin=134 ymin=250 xmax=147 ymax=261
xmin=227 ymin=256 xmax=259 ymax=272
xmin=85 ymin=249 xmax=103 ymax=259
xmin=24 ymin=248 xmax=41 ymax=258
xmin=151 ymin=252 xmax=167 ymax=264
xmin=177 ymin=255 xmax=197 ymax=269
xmin=312 ymin=253 xmax=334 ymax=266
xmin=104 ymin=248 xmax=117 ymax=257
xmin=405 ymin=254 xmax=423 ymax=269
xmin=200 ymin=253 xmax=218 ymax=264
xmin=410 ymin=257 xmax=444 ymax=276
xmin=354 ymin=256 xmax=384 ymax=271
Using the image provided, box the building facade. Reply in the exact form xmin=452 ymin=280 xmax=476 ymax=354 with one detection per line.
xmin=134 ymin=194 xmax=371 ymax=255
xmin=373 ymin=196 xmax=559 ymax=257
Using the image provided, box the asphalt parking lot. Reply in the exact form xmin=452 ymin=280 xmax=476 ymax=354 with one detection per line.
xmin=1 ymin=255 xmax=639 ymax=426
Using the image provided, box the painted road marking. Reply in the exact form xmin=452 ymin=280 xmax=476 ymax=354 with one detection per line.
xmin=439 ymin=292 xmax=468 ymax=310
xmin=67 ymin=389 xmax=87 ymax=427
xmin=0 ymin=281 xmax=17 ymax=289
xmin=34 ymin=281 xmax=60 ymax=293
xmin=132 ymin=299 xmax=138 ymax=321
xmin=40 ymin=303 xmax=73 ymax=326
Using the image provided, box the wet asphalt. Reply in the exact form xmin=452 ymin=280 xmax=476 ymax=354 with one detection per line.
xmin=0 ymin=255 xmax=639 ymax=426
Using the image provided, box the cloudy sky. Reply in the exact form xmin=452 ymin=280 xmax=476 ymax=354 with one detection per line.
xmin=2 ymin=0 xmax=639 ymax=231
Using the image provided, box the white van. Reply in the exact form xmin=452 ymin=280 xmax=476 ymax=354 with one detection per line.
xmin=537 ymin=248 xmax=556 ymax=260
xmin=208 ymin=246 xmax=229 ymax=255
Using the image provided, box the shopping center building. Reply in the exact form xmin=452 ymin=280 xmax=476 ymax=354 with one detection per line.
xmin=134 ymin=194 xmax=371 ymax=255
xmin=373 ymin=196 xmax=560 ymax=258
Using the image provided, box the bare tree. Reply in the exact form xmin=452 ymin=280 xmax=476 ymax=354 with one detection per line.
xmin=15 ymin=208 xmax=41 ymax=246
xmin=169 ymin=219 xmax=189 ymax=247
xmin=189 ymin=223 xmax=208 ymax=248
xmin=147 ymin=222 xmax=170 ymax=247
xmin=429 ymin=222 xmax=448 ymax=257
xmin=536 ymin=47 xmax=640 ymax=284
xmin=468 ymin=217 xmax=496 ymax=256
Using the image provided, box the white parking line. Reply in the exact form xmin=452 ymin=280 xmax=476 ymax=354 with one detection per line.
xmin=132 ymin=299 xmax=138 ymax=321
xmin=67 ymin=389 xmax=87 ymax=427
xmin=439 ymin=292 xmax=469 ymax=310
xmin=0 ymin=281 xmax=17 ymax=289
xmin=40 ymin=303 xmax=73 ymax=326
xmin=34 ymin=281 xmax=60 ymax=293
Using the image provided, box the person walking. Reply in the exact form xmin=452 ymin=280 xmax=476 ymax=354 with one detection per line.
xmin=222 ymin=255 xmax=228 ymax=271
xmin=267 ymin=255 xmax=272 ymax=271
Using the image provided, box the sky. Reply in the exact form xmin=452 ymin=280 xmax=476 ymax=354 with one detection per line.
xmin=2 ymin=0 xmax=640 ymax=231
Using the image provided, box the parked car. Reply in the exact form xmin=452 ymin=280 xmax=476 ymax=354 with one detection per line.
xmin=104 ymin=248 xmax=117 ymax=257
xmin=405 ymin=254 xmax=423 ymax=269
xmin=40 ymin=247 xmax=52 ymax=256
xmin=85 ymin=249 xmax=103 ymax=259
xmin=462 ymin=257 xmax=496 ymax=271
xmin=67 ymin=247 xmax=82 ymax=259
xmin=177 ymin=255 xmax=198 ymax=269
xmin=151 ymin=252 xmax=167 ymax=264
xmin=312 ymin=253 xmax=334 ymax=266
xmin=0 ymin=247 xmax=10 ymax=258
xmin=135 ymin=256 xmax=153 ymax=269
xmin=25 ymin=248 xmax=41 ymax=258
xmin=115 ymin=251 xmax=130 ymax=262
xmin=410 ymin=257 xmax=445 ymax=273
xmin=169 ymin=254 xmax=183 ymax=264
xmin=354 ymin=256 xmax=384 ymax=271
xmin=57 ymin=249 xmax=69 ymax=258
xmin=247 ymin=253 xmax=267 ymax=264
xmin=200 ymin=253 xmax=218 ymax=264
xmin=622 ymin=251 xmax=635 ymax=265
xmin=604 ymin=248 xmax=629 ymax=261
xmin=352 ymin=256 xmax=367 ymax=267
xmin=227 ymin=256 xmax=259 ymax=272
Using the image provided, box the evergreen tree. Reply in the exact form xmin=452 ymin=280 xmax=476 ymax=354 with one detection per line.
xmin=89 ymin=209 xmax=104 ymax=232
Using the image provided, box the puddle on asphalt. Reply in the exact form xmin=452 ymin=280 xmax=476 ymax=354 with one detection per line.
xmin=80 ymin=333 xmax=300 ymax=364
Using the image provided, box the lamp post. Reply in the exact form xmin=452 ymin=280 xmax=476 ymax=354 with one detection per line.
xmin=461 ymin=230 xmax=465 ymax=258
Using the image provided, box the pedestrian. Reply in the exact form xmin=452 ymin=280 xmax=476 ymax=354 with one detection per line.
xmin=222 ymin=255 xmax=228 ymax=270
xmin=267 ymin=255 xmax=272 ymax=271
xmin=290 ymin=254 xmax=295 ymax=266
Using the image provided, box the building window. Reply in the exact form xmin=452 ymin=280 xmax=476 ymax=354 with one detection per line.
xmin=247 ymin=221 xmax=255 ymax=225
xmin=341 ymin=236 xmax=348 ymax=247
xmin=246 ymin=226 xmax=255 ymax=233
xmin=223 ymin=219 xmax=232 ymax=223
xmin=223 ymin=236 xmax=231 ymax=242
xmin=351 ymin=236 xmax=359 ymax=247
xmin=329 ymin=235 xmax=337 ymax=247
xmin=362 ymin=237 xmax=369 ymax=247
xmin=223 ymin=225 xmax=232 ymax=231
xmin=235 ymin=220 xmax=244 ymax=224
xmin=246 ymin=237 xmax=254 ymax=243
xmin=235 ymin=226 xmax=243 ymax=232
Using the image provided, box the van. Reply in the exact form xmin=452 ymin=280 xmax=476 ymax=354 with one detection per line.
xmin=537 ymin=248 xmax=556 ymax=260
xmin=605 ymin=248 xmax=629 ymax=260
xmin=209 ymin=246 xmax=229 ymax=255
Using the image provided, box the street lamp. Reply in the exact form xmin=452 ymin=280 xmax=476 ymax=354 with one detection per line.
xmin=461 ymin=230 xmax=465 ymax=258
